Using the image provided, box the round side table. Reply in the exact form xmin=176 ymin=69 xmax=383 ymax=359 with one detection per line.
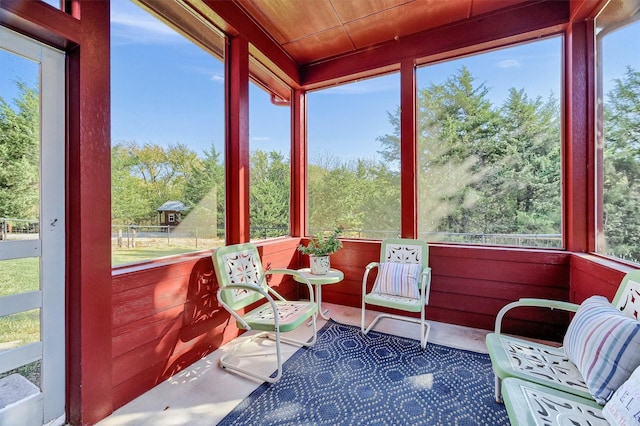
xmin=293 ymin=268 xmax=344 ymax=320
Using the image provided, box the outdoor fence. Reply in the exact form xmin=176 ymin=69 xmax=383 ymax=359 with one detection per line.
xmin=0 ymin=217 xmax=561 ymax=249
xmin=419 ymin=232 xmax=563 ymax=248
xmin=0 ymin=218 xmax=40 ymax=241
xmin=111 ymin=224 xmax=224 ymax=249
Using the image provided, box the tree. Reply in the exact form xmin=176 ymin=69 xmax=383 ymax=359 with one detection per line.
xmin=111 ymin=143 xmax=151 ymax=224
xmin=111 ymin=141 xmax=198 ymax=224
xmin=308 ymin=153 xmax=400 ymax=237
xmin=0 ymin=82 xmax=40 ymax=219
xmin=377 ymin=66 xmax=562 ymax=244
xmin=182 ymin=143 xmax=225 ymax=236
xmin=602 ymin=66 xmax=640 ymax=262
xmin=379 ymin=67 xmax=500 ymax=237
xmin=250 ymin=150 xmax=290 ymax=238
xmin=482 ymin=89 xmax=561 ymax=237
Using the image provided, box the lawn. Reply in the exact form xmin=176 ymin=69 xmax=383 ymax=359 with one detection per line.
xmin=112 ymin=246 xmax=201 ymax=265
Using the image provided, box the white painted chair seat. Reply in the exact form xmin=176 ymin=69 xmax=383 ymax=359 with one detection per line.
xmin=502 ymin=377 xmax=607 ymax=426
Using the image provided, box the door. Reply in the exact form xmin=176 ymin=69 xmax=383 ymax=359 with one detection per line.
xmin=0 ymin=27 xmax=66 ymax=425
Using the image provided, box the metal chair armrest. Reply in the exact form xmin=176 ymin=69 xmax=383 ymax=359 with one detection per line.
xmin=494 ymin=298 xmax=580 ymax=334
xmin=365 ymin=262 xmax=379 ymax=270
xmin=362 ymin=262 xmax=380 ymax=295
xmin=217 ymin=283 xmax=275 ymax=330
xmin=265 ymin=268 xmax=315 ymax=303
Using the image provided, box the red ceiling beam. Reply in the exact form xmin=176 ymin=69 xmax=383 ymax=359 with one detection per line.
xmin=202 ymin=0 xmax=301 ymax=86
xmin=570 ymin=0 xmax=606 ymax=22
xmin=302 ymin=0 xmax=569 ymax=87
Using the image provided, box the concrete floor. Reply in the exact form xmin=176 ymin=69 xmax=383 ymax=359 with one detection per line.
xmin=98 ymin=303 xmax=490 ymax=426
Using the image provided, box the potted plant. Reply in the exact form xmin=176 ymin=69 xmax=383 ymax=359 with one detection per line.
xmin=297 ymin=226 xmax=344 ymax=275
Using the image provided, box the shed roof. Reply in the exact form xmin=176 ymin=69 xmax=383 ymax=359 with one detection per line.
xmin=157 ymin=201 xmax=187 ymax=212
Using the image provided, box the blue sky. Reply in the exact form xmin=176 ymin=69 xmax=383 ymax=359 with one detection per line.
xmin=1 ymin=1 xmax=639 ymax=163
xmin=110 ymin=1 xmax=566 ymax=161
xmin=0 ymin=46 xmax=38 ymax=106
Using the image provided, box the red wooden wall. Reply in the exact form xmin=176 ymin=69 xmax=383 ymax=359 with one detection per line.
xmin=110 ymin=239 xmax=301 ymax=409
xmin=110 ymin=239 xmax=636 ymax=412
xmin=2 ymin=1 xmax=630 ymax=424
xmin=323 ymin=240 xmax=572 ymax=341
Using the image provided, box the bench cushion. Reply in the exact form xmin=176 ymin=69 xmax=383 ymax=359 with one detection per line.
xmin=564 ymin=295 xmax=640 ymax=404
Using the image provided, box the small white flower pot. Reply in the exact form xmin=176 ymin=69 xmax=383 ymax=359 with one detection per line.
xmin=309 ymin=255 xmax=330 ymax=275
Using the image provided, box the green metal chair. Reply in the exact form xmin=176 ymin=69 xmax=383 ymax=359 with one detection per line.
xmin=212 ymin=243 xmax=318 ymax=383
xmin=361 ymin=238 xmax=432 ymax=349
xmin=486 ymin=269 xmax=640 ymax=403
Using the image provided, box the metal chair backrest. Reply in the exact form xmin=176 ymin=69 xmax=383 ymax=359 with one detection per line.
xmin=212 ymin=242 xmax=268 ymax=310
xmin=612 ymin=269 xmax=640 ymax=319
xmin=379 ymin=238 xmax=429 ymax=289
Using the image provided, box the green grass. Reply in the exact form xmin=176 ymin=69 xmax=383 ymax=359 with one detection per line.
xmin=0 ymin=257 xmax=39 ymax=296
xmin=112 ymin=246 xmax=203 ymax=265
xmin=0 ymin=309 xmax=40 ymax=348
xmin=1 ymin=258 xmax=41 ymax=349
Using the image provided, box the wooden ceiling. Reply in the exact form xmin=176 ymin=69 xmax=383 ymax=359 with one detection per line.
xmin=232 ymin=0 xmax=533 ymax=66
xmin=176 ymin=0 xmax=590 ymax=91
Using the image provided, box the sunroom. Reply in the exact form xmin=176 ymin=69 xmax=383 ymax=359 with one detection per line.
xmin=1 ymin=0 xmax=639 ymax=425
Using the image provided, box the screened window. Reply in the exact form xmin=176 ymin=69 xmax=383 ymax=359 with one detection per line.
xmin=416 ymin=38 xmax=562 ymax=248
xmin=249 ymin=80 xmax=291 ymax=241
xmin=596 ymin=0 xmax=640 ymax=264
xmin=307 ymin=73 xmax=401 ymax=239
xmin=110 ymin=1 xmax=225 ymax=266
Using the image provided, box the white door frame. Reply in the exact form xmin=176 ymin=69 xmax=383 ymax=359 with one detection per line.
xmin=0 ymin=27 xmax=66 ymax=426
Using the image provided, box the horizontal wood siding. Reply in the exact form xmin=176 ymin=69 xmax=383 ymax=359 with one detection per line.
xmin=322 ymin=241 xmax=572 ymax=342
xmin=110 ymin=239 xmax=301 ymax=409
xmin=432 ymin=245 xmax=571 ymax=341
xmin=570 ymin=254 xmax=635 ymax=303
xmin=111 ymin=239 xmax=637 ymax=410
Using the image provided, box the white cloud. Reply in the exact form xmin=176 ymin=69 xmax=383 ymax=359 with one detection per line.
xmin=110 ymin=1 xmax=184 ymax=45
xmin=252 ymin=136 xmax=271 ymax=142
xmin=210 ymin=73 xmax=224 ymax=83
xmin=497 ymin=59 xmax=521 ymax=68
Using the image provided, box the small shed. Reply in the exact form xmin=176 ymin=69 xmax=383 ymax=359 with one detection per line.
xmin=157 ymin=201 xmax=187 ymax=226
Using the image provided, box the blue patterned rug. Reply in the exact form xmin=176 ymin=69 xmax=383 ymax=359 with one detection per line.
xmin=218 ymin=320 xmax=509 ymax=425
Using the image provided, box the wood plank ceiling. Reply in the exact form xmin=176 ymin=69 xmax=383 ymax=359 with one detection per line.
xmin=233 ymin=0 xmax=533 ymax=66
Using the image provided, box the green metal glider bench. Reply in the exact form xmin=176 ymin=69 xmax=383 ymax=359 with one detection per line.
xmin=486 ymin=269 xmax=640 ymax=424
xmin=501 ymin=377 xmax=608 ymax=425
xmin=212 ymin=243 xmax=318 ymax=383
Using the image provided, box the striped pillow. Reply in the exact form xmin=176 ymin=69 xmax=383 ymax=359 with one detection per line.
xmin=563 ymin=295 xmax=640 ymax=404
xmin=372 ymin=262 xmax=421 ymax=299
